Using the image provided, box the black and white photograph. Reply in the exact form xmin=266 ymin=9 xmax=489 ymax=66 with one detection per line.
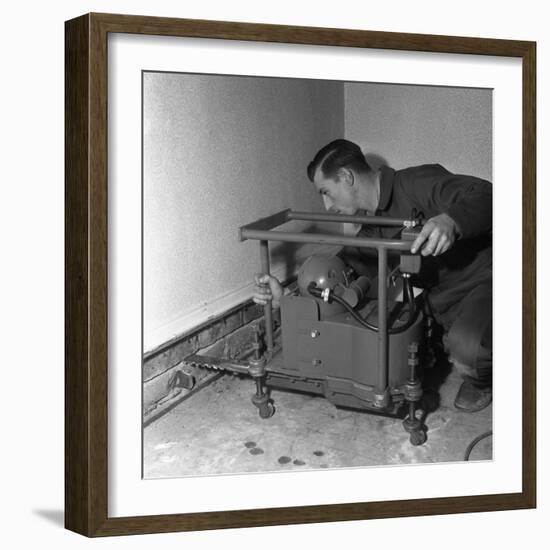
xmin=141 ymin=72 xmax=494 ymax=478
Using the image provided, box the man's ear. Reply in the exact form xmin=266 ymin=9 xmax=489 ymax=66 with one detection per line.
xmin=337 ymin=167 xmax=354 ymax=186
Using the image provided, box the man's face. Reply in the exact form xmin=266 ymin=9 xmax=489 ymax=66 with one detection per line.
xmin=312 ymin=168 xmax=359 ymax=216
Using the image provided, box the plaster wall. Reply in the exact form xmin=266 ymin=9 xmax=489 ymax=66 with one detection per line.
xmin=345 ymin=83 xmax=492 ymax=180
xmin=143 ymin=73 xmax=344 ymax=350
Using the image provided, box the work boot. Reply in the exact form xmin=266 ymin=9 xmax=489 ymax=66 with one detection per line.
xmin=454 ymin=380 xmax=492 ymax=412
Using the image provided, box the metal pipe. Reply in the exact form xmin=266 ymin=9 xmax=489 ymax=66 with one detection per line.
xmin=255 ymin=378 xmax=263 ymax=397
xmin=377 ymin=247 xmax=388 ymax=393
xmin=288 ymin=210 xmax=410 ymax=226
xmin=408 ymin=401 xmax=417 ymax=429
xmin=238 ymin=209 xmax=291 ymax=240
xmin=259 ymin=240 xmax=274 ymax=352
xmin=242 ymin=228 xmax=411 ymax=251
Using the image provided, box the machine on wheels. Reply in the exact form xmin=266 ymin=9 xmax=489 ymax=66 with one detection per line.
xmin=184 ymin=209 xmax=431 ymax=446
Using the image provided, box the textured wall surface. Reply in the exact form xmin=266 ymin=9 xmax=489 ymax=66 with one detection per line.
xmin=345 ymin=83 xmax=492 ymax=181
xmin=143 ymin=73 xmax=344 ymax=349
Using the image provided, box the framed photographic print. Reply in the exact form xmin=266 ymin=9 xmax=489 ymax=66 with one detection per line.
xmin=65 ymin=13 xmax=536 ymax=536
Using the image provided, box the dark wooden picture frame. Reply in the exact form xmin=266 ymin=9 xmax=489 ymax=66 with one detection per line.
xmin=65 ymin=12 xmax=536 ymax=537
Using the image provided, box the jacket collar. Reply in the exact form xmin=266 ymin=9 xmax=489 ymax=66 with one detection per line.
xmin=376 ymin=165 xmax=395 ymax=212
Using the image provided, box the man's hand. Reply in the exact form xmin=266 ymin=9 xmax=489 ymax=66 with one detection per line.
xmin=410 ymin=213 xmax=460 ymax=256
xmin=252 ymin=274 xmax=283 ymax=308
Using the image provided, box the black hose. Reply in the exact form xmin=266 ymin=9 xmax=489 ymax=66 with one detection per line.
xmin=331 ymin=292 xmax=379 ymax=331
xmin=464 ymin=430 xmax=493 ymax=461
xmin=307 ymin=277 xmax=419 ymax=334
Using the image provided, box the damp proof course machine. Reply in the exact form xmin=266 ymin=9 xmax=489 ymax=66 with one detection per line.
xmin=184 ymin=209 xmax=432 ymax=445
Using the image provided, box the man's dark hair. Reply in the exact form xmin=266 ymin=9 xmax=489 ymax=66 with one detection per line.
xmin=307 ymin=139 xmax=371 ymax=182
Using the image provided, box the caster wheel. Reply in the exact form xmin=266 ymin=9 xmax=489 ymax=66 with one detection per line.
xmin=259 ymin=403 xmax=275 ymax=419
xmin=410 ymin=430 xmax=427 ymax=446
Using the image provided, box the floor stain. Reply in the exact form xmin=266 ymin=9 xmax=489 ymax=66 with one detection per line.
xmin=278 ymin=456 xmax=292 ymax=464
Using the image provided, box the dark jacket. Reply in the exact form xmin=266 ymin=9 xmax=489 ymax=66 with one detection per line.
xmin=343 ymin=164 xmax=492 ymax=316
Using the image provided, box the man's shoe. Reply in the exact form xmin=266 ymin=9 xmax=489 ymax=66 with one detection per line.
xmin=454 ymin=380 xmax=492 ymax=412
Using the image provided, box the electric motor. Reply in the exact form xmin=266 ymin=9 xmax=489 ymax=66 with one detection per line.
xmin=297 ymin=254 xmax=348 ymax=295
xmin=297 ymin=254 xmax=371 ymax=318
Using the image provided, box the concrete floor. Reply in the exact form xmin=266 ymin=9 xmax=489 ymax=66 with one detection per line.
xmin=143 ymin=354 xmax=492 ymax=478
